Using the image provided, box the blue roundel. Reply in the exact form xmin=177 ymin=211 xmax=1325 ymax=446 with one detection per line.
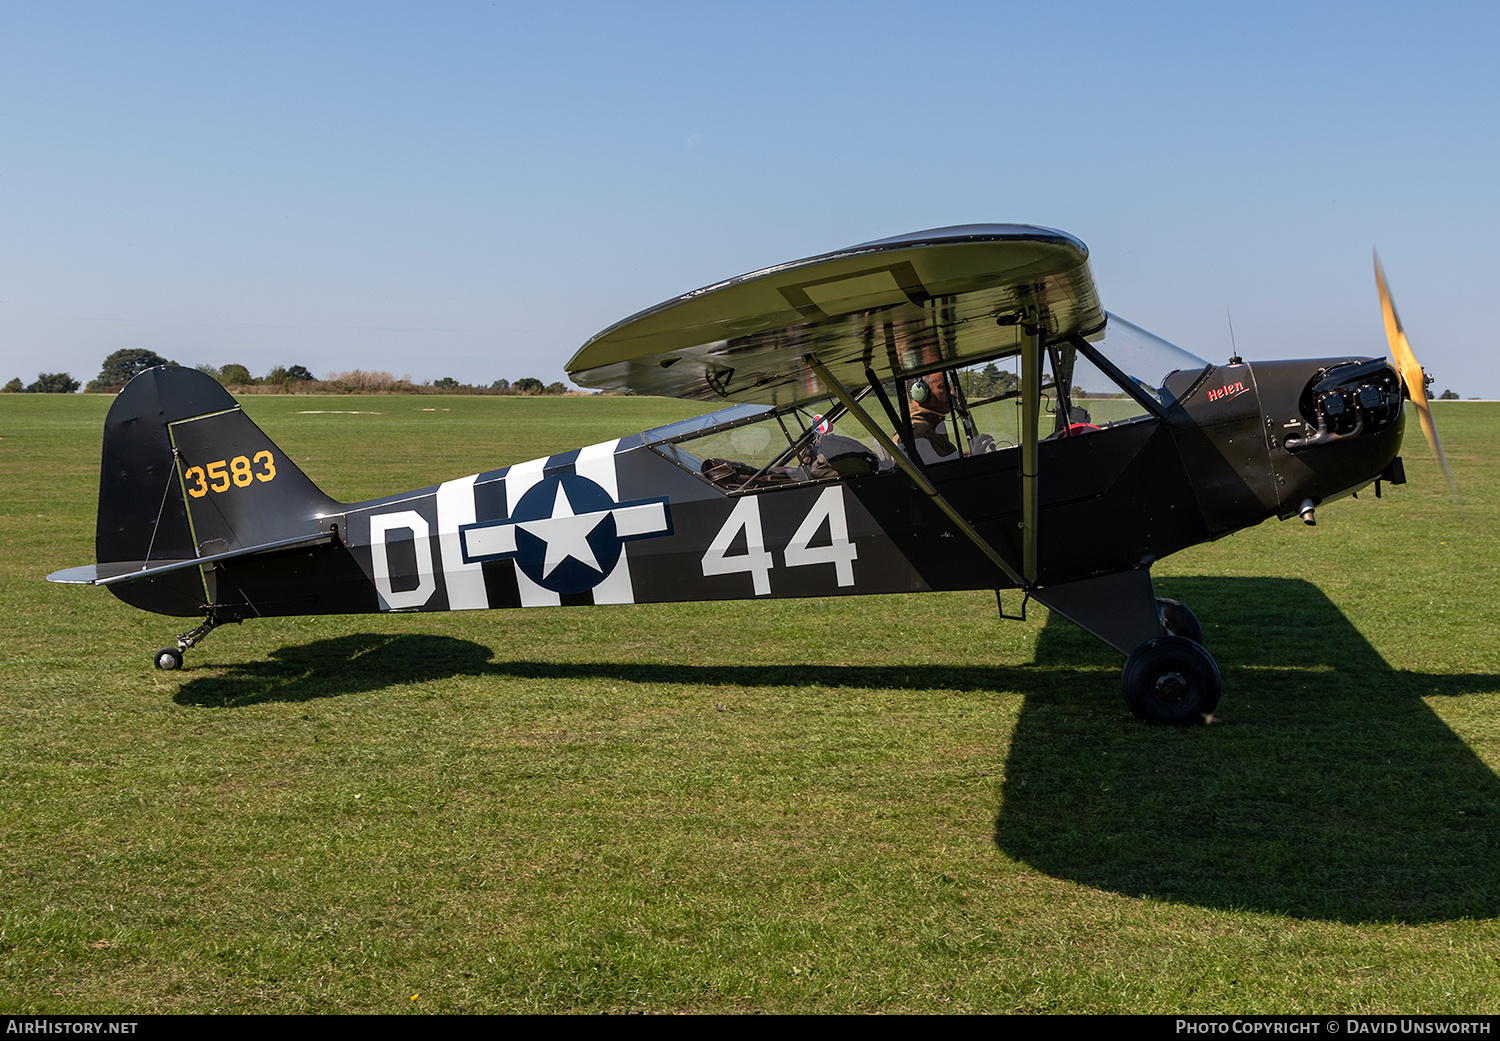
xmin=509 ymin=474 xmax=623 ymax=594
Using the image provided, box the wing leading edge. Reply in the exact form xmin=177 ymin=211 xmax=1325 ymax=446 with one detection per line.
xmin=566 ymin=224 xmax=1102 ymax=405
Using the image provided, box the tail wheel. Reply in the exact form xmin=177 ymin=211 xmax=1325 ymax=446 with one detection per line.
xmin=154 ymin=647 xmax=183 ymax=671
xmin=1156 ymin=597 xmax=1204 ymax=644
xmin=1122 ymin=635 xmax=1220 ymax=725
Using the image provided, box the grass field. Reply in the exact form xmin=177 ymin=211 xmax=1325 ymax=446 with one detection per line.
xmin=2 ymin=393 xmax=1498 ymax=1014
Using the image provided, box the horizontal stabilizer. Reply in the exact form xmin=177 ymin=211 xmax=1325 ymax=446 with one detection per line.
xmin=48 ymin=531 xmax=337 ymax=588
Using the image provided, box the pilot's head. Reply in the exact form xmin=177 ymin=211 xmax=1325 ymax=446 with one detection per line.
xmin=910 ymin=372 xmax=952 ymax=415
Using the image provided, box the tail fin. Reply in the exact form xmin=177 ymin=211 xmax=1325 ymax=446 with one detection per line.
xmin=94 ymin=366 xmax=340 ymax=616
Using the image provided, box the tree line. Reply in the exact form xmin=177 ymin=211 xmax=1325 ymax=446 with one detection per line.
xmin=3 ymin=349 xmax=577 ymax=396
xmin=15 ymin=349 xmax=1469 ymax=402
xmin=3 ymin=373 xmax=80 ymax=394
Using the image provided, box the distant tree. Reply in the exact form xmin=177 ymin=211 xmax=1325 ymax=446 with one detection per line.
xmin=26 ymin=372 xmax=81 ymax=393
xmin=1439 ymin=389 xmax=1459 ymax=400
xmin=490 ymin=378 xmax=511 ymax=392
xmin=512 ymin=377 xmax=545 ymax=394
xmin=545 ymin=381 xmax=567 ymax=395
xmin=260 ymin=364 xmax=313 ymax=385
xmin=434 ymin=376 xmax=461 ymax=390
xmin=193 ymin=363 xmax=251 ymax=386
xmin=3 ymin=377 xmax=21 ymax=393
xmin=958 ymin=362 xmax=1017 ymax=400
xmin=90 ymin=349 xmax=171 ymax=391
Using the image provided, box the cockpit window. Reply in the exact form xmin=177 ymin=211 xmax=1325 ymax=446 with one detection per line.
xmin=645 ymin=396 xmax=898 ymax=491
xmin=926 ymin=319 xmax=1201 ymax=455
xmin=643 ymin=314 xmax=1209 ymax=488
xmin=947 ymin=348 xmax=1139 ymax=450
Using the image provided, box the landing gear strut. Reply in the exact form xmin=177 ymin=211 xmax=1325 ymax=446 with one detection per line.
xmin=152 ymin=613 xmax=232 ymax=670
xmin=1026 ymin=571 xmax=1222 ymax=725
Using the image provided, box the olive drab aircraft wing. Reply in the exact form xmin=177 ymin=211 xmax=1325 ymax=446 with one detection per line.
xmin=567 ymin=224 xmax=1103 ymax=405
xmin=51 ymin=224 xmax=1445 ymax=726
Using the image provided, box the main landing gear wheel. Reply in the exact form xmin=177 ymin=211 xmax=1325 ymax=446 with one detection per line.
xmin=154 ymin=647 xmax=184 ymax=671
xmin=1122 ymin=635 xmax=1221 ymax=725
xmin=1156 ymin=597 xmax=1204 ymax=644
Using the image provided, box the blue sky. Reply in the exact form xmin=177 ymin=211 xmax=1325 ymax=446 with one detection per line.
xmin=3 ymin=1 xmax=1497 ymax=395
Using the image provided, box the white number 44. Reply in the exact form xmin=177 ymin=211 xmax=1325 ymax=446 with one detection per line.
xmin=701 ymin=486 xmax=856 ymax=595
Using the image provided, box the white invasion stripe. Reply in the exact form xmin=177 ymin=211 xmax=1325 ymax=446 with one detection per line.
xmin=574 ymin=439 xmax=634 ymax=605
xmin=505 ymin=454 xmax=548 ymax=498
xmin=573 ymin=439 xmax=620 ymax=498
xmin=504 ymin=455 xmax=561 ymax=607
xmin=436 ymin=475 xmax=489 ymax=611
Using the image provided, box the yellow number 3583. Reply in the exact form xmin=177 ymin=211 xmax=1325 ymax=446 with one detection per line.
xmin=184 ymin=451 xmax=276 ymax=498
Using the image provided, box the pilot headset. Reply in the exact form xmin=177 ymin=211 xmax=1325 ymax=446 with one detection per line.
xmin=906 ymin=375 xmax=942 ymax=408
xmin=909 ymin=372 xmax=937 ymax=405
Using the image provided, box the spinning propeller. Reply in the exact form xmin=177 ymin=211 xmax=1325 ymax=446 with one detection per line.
xmin=1374 ymin=253 xmax=1461 ymax=506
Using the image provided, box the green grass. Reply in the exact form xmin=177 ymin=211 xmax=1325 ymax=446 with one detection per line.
xmin=2 ymin=394 xmax=1498 ymax=1013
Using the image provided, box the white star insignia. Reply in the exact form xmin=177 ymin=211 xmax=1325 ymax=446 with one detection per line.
xmin=459 ymin=479 xmax=671 ymax=586
xmin=516 ymin=483 xmax=609 ymax=578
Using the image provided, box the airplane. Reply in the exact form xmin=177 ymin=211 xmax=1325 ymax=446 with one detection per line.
xmin=47 ymin=224 xmax=1452 ymax=725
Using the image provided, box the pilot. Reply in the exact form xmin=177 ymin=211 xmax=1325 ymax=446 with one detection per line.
xmin=903 ymin=372 xmax=993 ymax=464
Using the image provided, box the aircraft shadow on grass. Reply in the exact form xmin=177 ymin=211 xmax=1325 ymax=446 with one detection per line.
xmin=997 ymin=576 xmax=1500 ymax=925
xmin=175 ymin=576 xmax=1500 ymax=924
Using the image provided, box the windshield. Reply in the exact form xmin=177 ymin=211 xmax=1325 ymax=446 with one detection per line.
xmin=1083 ymin=313 xmax=1211 ymax=408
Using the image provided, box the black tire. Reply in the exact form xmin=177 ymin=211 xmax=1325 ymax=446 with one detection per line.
xmin=1156 ymin=597 xmax=1204 ymax=644
xmin=154 ymin=647 xmax=183 ymax=671
xmin=1122 ymin=635 xmax=1220 ymax=725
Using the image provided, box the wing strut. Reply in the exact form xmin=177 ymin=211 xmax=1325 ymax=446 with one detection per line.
xmin=1020 ymin=321 xmax=1042 ymax=584
xmin=802 ymin=354 xmax=1027 ymax=590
